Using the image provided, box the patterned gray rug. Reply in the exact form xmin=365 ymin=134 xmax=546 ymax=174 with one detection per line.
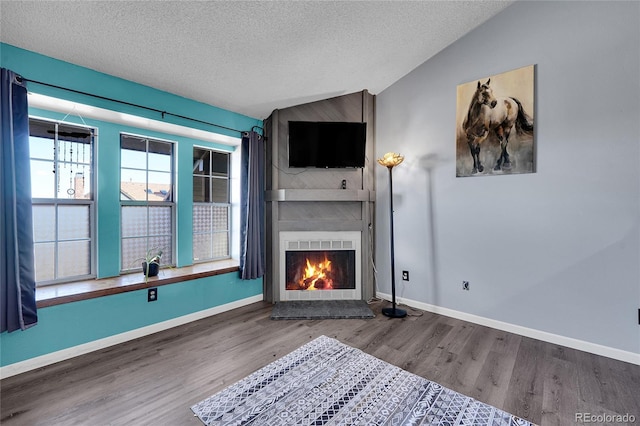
xmin=191 ymin=335 xmax=535 ymax=425
xmin=270 ymin=300 xmax=375 ymax=320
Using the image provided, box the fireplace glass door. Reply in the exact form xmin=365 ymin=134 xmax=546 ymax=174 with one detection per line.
xmin=285 ymin=250 xmax=356 ymax=291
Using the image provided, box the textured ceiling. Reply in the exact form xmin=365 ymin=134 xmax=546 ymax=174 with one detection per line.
xmin=0 ymin=1 xmax=513 ymax=119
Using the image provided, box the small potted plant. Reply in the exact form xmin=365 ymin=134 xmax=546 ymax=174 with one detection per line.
xmin=134 ymin=247 xmax=163 ymax=280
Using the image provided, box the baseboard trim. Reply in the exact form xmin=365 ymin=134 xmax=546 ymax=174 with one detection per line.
xmin=0 ymin=295 xmax=263 ymax=379
xmin=376 ymin=293 xmax=640 ymax=366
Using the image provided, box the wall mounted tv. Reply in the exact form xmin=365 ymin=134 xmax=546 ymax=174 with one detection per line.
xmin=288 ymin=121 xmax=367 ymax=168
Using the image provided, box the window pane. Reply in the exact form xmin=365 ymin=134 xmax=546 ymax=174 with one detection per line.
xmin=193 ymin=233 xmax=212 ymax=261
xmin=149 ymin=236 xmax=172 ymax=265
xmin=148 ymin=144 xmax=171 ymax=172
xmin=121 ymin=169 xmax=148 ymax=201
xmin=34 ymin=242 xmax=55 ymax=282
xmin=29 ymin=136 xmax=54 ymax=160
xmin=58 ymin=205 xmax=90 ymax=239
xmin=33 ymin=205 xmax=56 ymax=241
xmin=121 ymin=135 xmax=146 ymax=169
xmin=148 ymin=171 xmax=172 ymax=201
xmin=29 ymin=120 xmax=56 ymax=141
xmin=56 ymin=166 xmax=88 ymax=199
xmin=58 ymin=240 xmax=90 ymax=277
xmin=211 ymin=152 xmax=228 ymax=176
xmin=211 ymin=178 xmax=228 ymax=203
xmin=30 ymin=160 xmax=56 ymax=198
xmin=122 ymin=206 xmax=148 ymax=237
xmin=148 ymin=140 xmax=172 ymax=157
xmin=212 ymin=206 xmax=229 ymax=230
xmin=122 ymin=237 xmax=147 ymax=270
xmin=121 ymin=148 xmax=146 ymax=170
xmin=148 ymin=206 xmax=171 ymax=236
xmin=212 ymin=232 xmax=229 ymax=259
xmin=193 ymin=148 xmax=211 ymax=176
xmin=193 ymin=205 xmax=212 ymax=233
xmin=193 ymin=176 xmax=210 ymax=202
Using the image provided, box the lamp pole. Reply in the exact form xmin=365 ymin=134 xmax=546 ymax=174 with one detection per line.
xmin=378 ymin=153 xmax=407 ymax=318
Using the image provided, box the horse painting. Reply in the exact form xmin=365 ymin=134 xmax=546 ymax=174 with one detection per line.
xmin=461 ymin=78 xmax=534 ymax=174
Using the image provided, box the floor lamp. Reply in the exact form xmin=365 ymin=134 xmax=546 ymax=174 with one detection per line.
xmin=377 ymin=152 xmax=407 ymax=318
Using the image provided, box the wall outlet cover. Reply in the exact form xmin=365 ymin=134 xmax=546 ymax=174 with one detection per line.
xmin=148 ymin=288 xmax=158 ymax=302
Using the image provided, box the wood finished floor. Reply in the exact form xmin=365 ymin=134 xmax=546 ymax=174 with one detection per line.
xmin=1 ymin=300 xmax=639 ymax=425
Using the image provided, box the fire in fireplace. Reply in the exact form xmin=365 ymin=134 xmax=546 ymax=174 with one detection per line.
xmin=285 ymin=250 xmax=356 ymax=291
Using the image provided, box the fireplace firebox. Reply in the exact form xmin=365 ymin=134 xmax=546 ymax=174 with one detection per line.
xmin=279 ymin=231 xmax=361 ymax=301
xmin=285 ymin=250 xmax=356 ymax=291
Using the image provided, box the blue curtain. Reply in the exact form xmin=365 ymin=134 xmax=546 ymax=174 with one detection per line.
xmin=1 ymin=68 xmax=37 ymax=332
xmin=239 ymin=131 xmax=265 ymax=280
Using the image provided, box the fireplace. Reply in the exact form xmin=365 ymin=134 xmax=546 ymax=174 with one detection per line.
xmin=279 ymin=231 xmax=361 ymax=301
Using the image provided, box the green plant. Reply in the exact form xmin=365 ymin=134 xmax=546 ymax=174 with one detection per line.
xmin=132 ymin=247 xmax=164 ymax=281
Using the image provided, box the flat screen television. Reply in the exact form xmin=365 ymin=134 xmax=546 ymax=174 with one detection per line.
xmin=288 ymin=121 xmax=367 ymax=168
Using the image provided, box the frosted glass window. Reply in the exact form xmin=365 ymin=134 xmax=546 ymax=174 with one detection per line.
xmin=212 ymin=233 xmax=229 ymax=259
xmin=148 ymin=206 xmax=172 ymax=236
xmin=32 ymin=204 xmax=92 ymax=284
xmin=58 ymin=205 xmax=90 ymax=239
xmin=192 ymin=147 xmax=230 ymax=262
xmin=121 ymin=206 xmax=148 ymax=238
xmin=58 ymin=241 xmax=91 ymax=277
xmin=212 ymin=206 xmax=229 ymax=230
xmin=29 ymin=118 xmax=95 ymax=286
xmin=32 ymin=205 xmax=56 ymax=241
xmin=34 ymin=243 xmax=55 ymax=282
xmin=193 ymin=205 xmax=212 ymax=233
xmin=193 ymin=233 xmax=212 ymax=261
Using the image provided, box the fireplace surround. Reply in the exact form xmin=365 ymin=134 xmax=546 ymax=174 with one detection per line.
xmin=279 ymin=231 xmax=361 ymax=301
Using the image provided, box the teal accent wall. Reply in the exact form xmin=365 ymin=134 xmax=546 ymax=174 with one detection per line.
xmin=1 ymin=275 xmax=262 ymax=366
xmin=0 ymin=44 xmax=264 ymax=367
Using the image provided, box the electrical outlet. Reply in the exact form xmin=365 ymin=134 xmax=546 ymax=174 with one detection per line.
xmin=148 ymin=288 xmax=158 ymax=302
xmin=402 ymin=271 xmax=409 ymax=281
xmin=462 ymin=281 xmax=470 ymax=291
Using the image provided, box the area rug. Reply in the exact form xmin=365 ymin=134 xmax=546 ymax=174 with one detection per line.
xmin=191 ymin=335 xmax=535 ymax=425
xmin=270 ymin=300 xmax=375 ymax=320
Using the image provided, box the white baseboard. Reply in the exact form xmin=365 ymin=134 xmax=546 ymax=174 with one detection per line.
xmin=0 ymin=295 xmax=263 ymax=379
xmin=377 ymin=292 xmax=640 ymax=366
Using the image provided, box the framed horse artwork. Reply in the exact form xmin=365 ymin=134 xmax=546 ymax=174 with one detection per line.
xmin=456 ymin=65 xmax=535 ymax=177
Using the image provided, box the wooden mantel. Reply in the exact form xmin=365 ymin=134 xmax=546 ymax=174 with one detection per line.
xmin=265 ymin=189 xmax=375 ymax=202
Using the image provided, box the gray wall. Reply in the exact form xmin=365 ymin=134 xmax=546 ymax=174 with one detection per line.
xmin=375 ymin=1 xmax=639 ymax=354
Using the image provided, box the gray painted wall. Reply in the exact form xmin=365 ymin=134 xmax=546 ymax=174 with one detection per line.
xmin=375 ymin=1 xmax=639 ymax=354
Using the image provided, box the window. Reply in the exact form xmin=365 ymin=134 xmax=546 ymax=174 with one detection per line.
xmin=29 ymin=118 xmax=95 ymax=285
xmin=120 ymin=134 xmax=174 ymax=271
xmin=193 ymin=147 xmax=230 ymax=262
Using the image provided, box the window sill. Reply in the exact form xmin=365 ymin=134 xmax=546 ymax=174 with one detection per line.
xmin=35 ymin=259 xmax=240 ymax=308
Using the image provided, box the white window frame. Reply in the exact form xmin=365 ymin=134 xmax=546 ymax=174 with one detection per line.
xmin=29 ymin=117 xmax=96 ymax=286
xmin=192 ymin=146 xmax=232 ymax=263
xmin=120 ymin=133 xmax=176 ymax=272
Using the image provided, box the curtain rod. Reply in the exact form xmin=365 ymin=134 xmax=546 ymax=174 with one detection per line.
xmin=22 ymin=78 xmax=263 ymax=136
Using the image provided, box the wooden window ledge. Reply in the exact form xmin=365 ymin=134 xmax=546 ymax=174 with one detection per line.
xmin=36 ymin=259 xmax=240 ymax=308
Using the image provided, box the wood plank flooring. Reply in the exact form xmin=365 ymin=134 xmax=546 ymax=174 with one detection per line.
xmin=1 ymin=300 xmax=639 ymax=425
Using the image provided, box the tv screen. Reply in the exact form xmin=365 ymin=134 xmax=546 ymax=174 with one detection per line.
xmin=288 ymin=121 xmax=367 ymax=168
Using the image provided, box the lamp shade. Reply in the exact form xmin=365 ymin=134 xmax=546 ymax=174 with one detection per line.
xmin=377 ymin=152 xmax=404 ymax=168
